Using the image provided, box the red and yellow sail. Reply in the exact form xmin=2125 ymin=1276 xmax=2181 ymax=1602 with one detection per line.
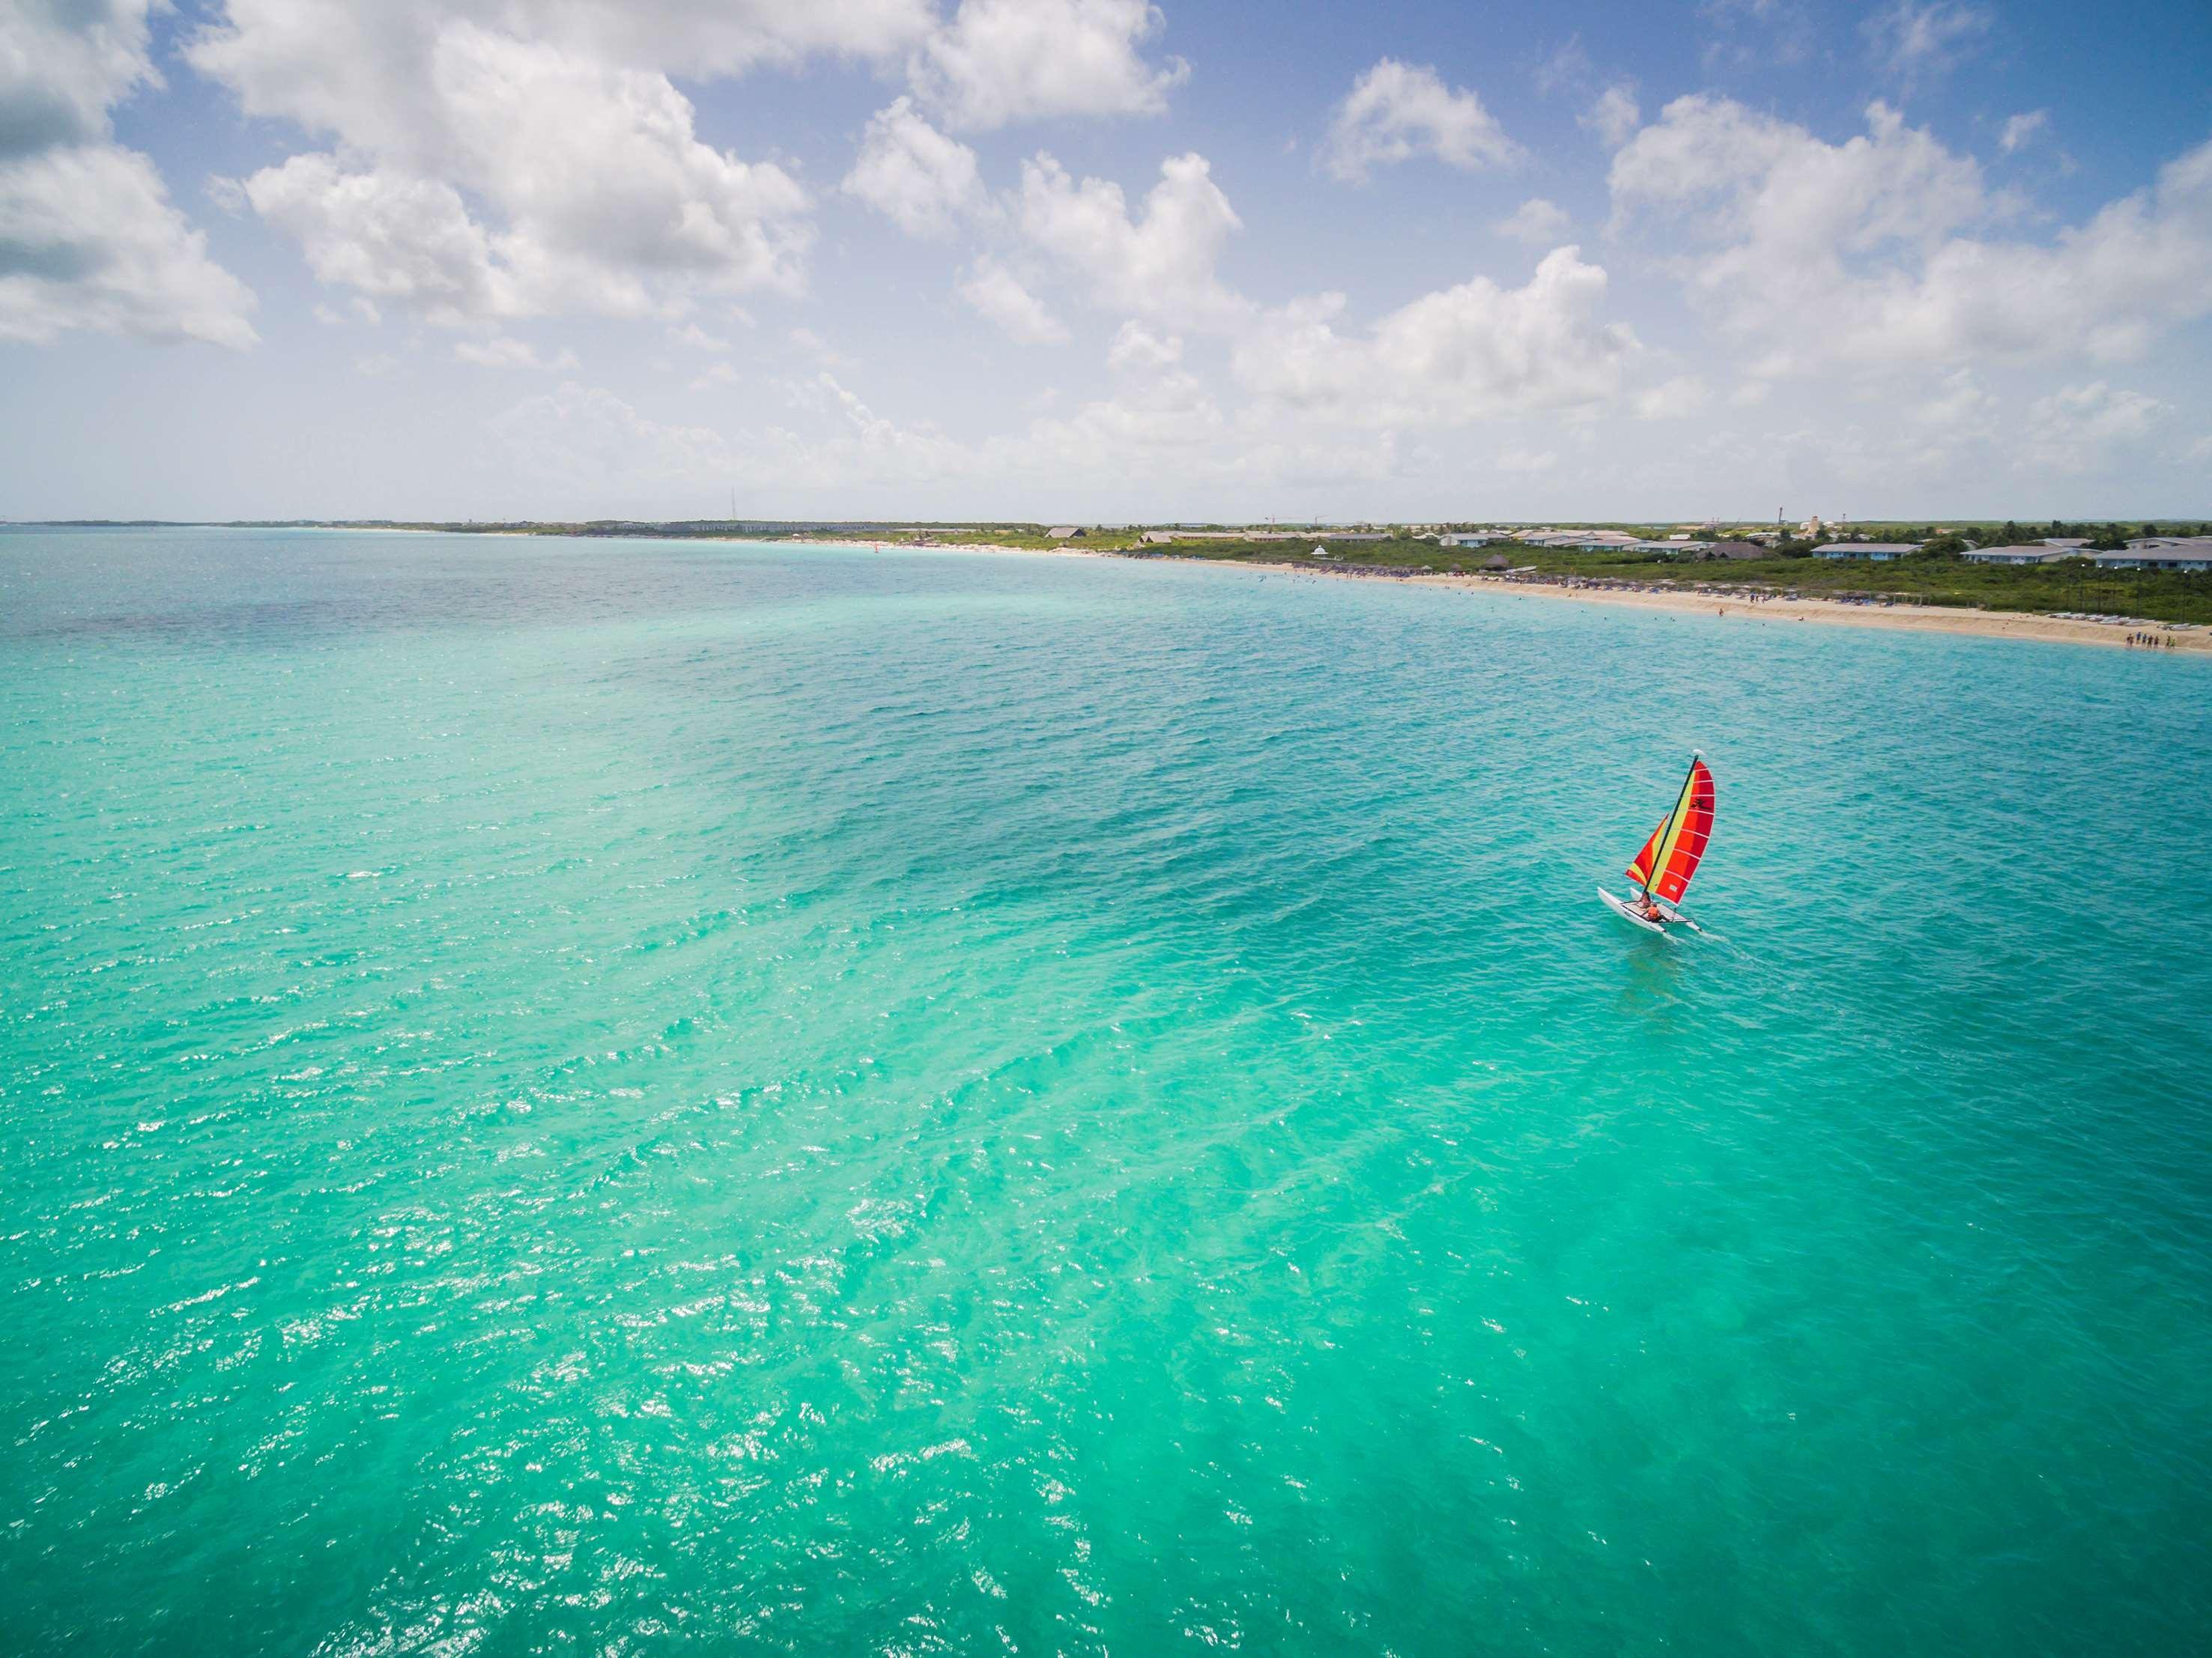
xmin=1626 ymin=756 xmax=1715 ymax=904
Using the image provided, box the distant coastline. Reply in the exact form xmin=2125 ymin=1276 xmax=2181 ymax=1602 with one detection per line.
xmin=16 ymin=520 xmax=2208 ymax=653
xmin=791 ymin=535 xmax=2212 ymax=655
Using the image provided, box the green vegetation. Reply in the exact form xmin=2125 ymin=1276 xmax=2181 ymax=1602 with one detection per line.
xmin=1130 ymin=535 xmax=2212 ymax=627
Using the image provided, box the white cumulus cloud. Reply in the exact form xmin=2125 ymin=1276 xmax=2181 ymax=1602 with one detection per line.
xmin=197 ymin=8 xmax=812 ymax=323
xmin=1017 ymin=150 xmax=1248 ymax=329
xmin=1867 ymin=1 xmax=1993 ymax=80
xmin=1 ymin=0 xmax=160 ymax=157
xmin=1497 ymin=197 xmax=1572 ymax=246
xmin=1321 ymin=59 xmax=1519 ymax=183
xmin=1106 ymin=319 xmax=1180 ymax=371
xmin=243 ymin=154 xmax=515 ymax=324
xmin=1232 ymin=247 xmax=1638 ymax=425
xmin=842 ymin=97 xmax=988 ymax=239
xmin=190 ymin=1 xmax=934 ymax=154
xmin=1610 ymin=97 xmax=2212 ymax=376
xmin=1581 ymin=84 xmax=1640 ymax=149
xmin=0 ymin=0 xmax=255 ymax=347
xmin=910 ymin=0 xmax=1187 ymax=131
xmin=1 ymin=142 xmax=257 ymax=347
xmin=959 ymin=256 xmax=1067 ymax=344
xmin=1998 ymin=110 xmax=2048 ymax=154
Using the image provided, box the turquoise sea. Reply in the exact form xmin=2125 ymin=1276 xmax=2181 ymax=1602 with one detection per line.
xmin=3 ymin=526 xmax=2210 ymax=1655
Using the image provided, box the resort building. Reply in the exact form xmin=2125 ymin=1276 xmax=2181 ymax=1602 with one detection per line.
xmin=2094 ymin=541 xmax=2212 ymax=572
xmin=1813 ymin=542 xmax=1922 ymax=561
xmin=1963 ymin=545 xmax=2082 ymax=565
xmin=1437 ymin=532 xmax=1497 ymax=547
xmin=1522 ymin=529 xmax=1646 ymax=551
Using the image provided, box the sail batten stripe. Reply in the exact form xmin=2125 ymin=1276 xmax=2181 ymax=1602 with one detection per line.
xmin=1624 ymin=755 xmax=1715 ymax=906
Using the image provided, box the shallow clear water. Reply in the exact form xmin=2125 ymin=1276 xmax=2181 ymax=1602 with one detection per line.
xmin=3 ymin=526 xmax=2209 ymax=1654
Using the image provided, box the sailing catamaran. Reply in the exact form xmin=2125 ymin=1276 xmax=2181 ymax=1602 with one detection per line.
xmin=1599 ymin=753 xmax=1715 ymax=935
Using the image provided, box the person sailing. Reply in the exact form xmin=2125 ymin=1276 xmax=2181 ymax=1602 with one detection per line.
xmin=1602 ymin=754 xmax=1716 ymax=935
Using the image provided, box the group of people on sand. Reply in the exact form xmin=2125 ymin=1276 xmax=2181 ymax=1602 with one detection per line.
xmin=2124 ymin=631 xmax=2176 ymax=649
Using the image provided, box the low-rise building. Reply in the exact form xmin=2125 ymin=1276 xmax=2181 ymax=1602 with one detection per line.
xmin=1522 ymin=529 xmax=1645 ymax=551
xmin=1437 ymin=532 xmax=1495 ymax=547
xmin=1963 ymin=544 xmax=2079 ymax=565
xmin=2095 ymin=541 xmax=2212 ymax=572
xmin=1813 ymin=542 xmax=1921 ymax=561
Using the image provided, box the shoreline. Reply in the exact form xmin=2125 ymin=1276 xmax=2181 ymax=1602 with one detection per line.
xmin=796 ymin=537 xmax=2211 ymax=655
xmin=1419 ymin=570 xmax=2212 ymax=653
xmin=292 ymin=526 xmax=2207 ymax=656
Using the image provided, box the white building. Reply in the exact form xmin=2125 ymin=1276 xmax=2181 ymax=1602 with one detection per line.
xmin=2097 ymin=541 xmax=2212 ymax=572
xmin=1524 ymin=529 xmax=1644 ymax=551
xmin=1963 ymin=545 xmax=2079 ymax=565
xmin=1813 ymin=542 xmax=1921 ymax=561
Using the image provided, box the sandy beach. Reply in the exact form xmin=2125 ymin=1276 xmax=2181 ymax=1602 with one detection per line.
xmin=1409 ymin=571 xmax=2212 ymax=653
xmin=828 ymin=539 xmax=2209 ymax=655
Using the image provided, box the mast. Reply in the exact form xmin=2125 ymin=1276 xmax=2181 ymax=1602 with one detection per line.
xmin=1642 ymin=750 xmax=1702 ymax=902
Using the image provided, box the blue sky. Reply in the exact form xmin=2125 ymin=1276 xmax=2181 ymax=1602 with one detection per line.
xmin=3 ymin=0 xmax=2210 ymax=522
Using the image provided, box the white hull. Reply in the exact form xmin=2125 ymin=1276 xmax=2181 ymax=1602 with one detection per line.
xmin=1598 ymin=886 xmax=1668 ymax=935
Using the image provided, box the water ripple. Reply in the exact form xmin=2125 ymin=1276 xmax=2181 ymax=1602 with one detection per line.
xmin=1 ymin=528 xmax=2209 ymax=1654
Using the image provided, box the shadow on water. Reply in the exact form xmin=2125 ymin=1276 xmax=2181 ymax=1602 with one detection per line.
xmin=1610 ymin=926 xmax=1694 ymax=1024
